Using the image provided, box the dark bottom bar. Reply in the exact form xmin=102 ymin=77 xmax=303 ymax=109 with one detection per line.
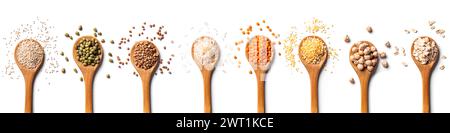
xmin=0 ymin=113 xmax=445 ymax=130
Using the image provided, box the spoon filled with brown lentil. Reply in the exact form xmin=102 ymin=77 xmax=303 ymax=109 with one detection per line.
xmin=298 ymin=36 xmax=327 ymax=113
xmin=14 ymin=39 xmax=45 ymax=113
xmin=130 ymin=40 xmax=160 ymax=113
xmin=411 ymin=36 xmax=439 ymax=113
xmin=73 ymin=36 xmax=103 ymax=113
xmin=349 ymin=41 xmax=378 ymax=113
xmin=245 ymin=35 xmax=274 ymax=113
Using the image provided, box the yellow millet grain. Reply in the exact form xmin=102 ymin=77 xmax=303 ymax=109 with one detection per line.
xmin=299 ymin=36 xmax=326 ymax=64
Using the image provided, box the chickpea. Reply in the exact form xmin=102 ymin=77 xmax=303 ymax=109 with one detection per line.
xmin=382 ymin=60 xmax=389 ymax=68
xmin=372 ymin=52 xmax=378 ymax=58
xmin=367 ymin=65 xmax=374 ymax=71
xmin=379 ymin=52 xmax=386 ymax=58
xmin=365 ymin=60 xmax=373 ymax=66
xmin=358 ymin=58 xmax=365 ymax=64
xmin=371 ymin=59 xmax=378 ymax=65
xmin=352 ymin=47 xmax=358 ymax=53
xmin=364 ymin=55 xmax=372 ymax=60
xmin=357 ymin=64 xmax=364 ymax=70
xmin=354 ymin=54 xmax=361 ymax=60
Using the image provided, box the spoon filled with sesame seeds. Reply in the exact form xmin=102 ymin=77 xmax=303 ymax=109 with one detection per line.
xmin=130 ymin=40 xmax=160 ymax=113
xmin=245 ymin=35 xmax=274 ymax=113
xmin=349 ymin=41 xmax=379 ymax=113
xmin=191 ymin=36 xmax=220 ymax=113
xmin=298 ymin=36 xmax=327 ymax=113
xmin=14 ymin=39 xmax=45 ymax=113
xmin=411 ymin=36 xmax=439 ymax=113
xmin=73 ymin=36 xmax=103 ymax=113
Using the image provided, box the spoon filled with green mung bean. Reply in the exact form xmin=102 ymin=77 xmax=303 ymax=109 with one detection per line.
xmin=73 ymin=36 xmax=103 ymax=113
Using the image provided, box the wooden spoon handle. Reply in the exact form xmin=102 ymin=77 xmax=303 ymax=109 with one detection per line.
xmin=360 ymin=78 xmax=369 ymax=113
xmin=202 ymin=71 xmax=212 ymax=113
xmin=24 ymin=76 xmax=34 ymax=113
xmin=142 ymin=79 xmax=151 ymax=113
xmin=308 ymin=72 xmax=319 ymax=113
xmin=421 ymin=72 xmax=431 ymax=113
xmin=84 ymin=73 xmax=95 ymax=113
xmin=256 ymin=72 xmax=266 ymax=113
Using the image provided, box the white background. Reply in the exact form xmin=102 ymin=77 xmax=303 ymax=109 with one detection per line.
xmin=0 ymin=0 xmax=449 ymax=113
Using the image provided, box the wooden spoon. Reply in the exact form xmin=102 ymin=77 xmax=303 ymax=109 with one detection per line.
xmin=130 ymin=40 xmax=160 ymax=113
xmin=349 ymin=41 xmax=378 ymax=113
xmin=73 ymin=36 xmax=103 ymax=113
xmin=298 ymin=36 xmax=327 ymax=113
xmin=245 ymin=35 xmax=274 ymax=113
xmin=191 ymin=36 xmax=220 ymax=113
xmin=14 ymin=39 xmax=45 ymax=113
xmin=410 ymin=36 xmax=439 ymax=113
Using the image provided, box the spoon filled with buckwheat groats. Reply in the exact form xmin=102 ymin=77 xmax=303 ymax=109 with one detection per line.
xmin=73 ymin=36 xmax=103 ymax=113
xmin=349 ymin=41 xmax=379 ymax=113
xmin=14 ymin=39 xmax=45 ymax=113
xmin=411 ymin=36 xmax=439 ymax=113
xmin=131 ymin=40 xmax=160 ymax=113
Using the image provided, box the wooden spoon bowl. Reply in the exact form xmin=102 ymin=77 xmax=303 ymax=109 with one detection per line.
xmin=245 ymin=35 xmax=274 ymax=113
xmin=191 ymin=36 xmax=220 ymax=113
xmin=349 ymin=41 xmax=378 ymax=113
xmin=73 ymin=36 xmax=103 ymax=113
xmin=298 ymin=36 xmax=327 ymax=113
xmin=130 ymin=40 xmax=160 ymax=113
xmin=14 ymin=39 xmax=45 ymax=113
xmin=410 ymin=36 xmax=439 ymax=113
